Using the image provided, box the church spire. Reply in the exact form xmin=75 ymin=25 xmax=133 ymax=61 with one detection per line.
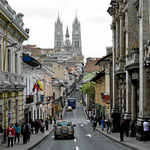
xmin=74 ymin=10 xmax=78 ymax=23
xmin=65 ymin=26 xmax=70 ymax=38
xmin=57 ymin=11 xmax=60 ymax=22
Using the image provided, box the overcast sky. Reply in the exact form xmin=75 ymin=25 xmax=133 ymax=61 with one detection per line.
xmin=8 ymin=0 xmax=112 ymax=59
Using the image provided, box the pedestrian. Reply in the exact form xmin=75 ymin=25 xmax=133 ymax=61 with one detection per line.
xmin=21 ymin=121 xmax=29 ymax=144
xmin=45 ymin=118 xmax=49 ymax=130
xmin=29 ymin=119 xmax=34 ymax=134
xmin=93 ymin=119 xmax=97 ymax=131
xmin=49 ymin=115 xmax=52 ymax=124
xmin=54 ymin=117 xmax=56 ymax=124
xmin=40 ymin=120 xmax=45 ymax=133
xmin=143 ymin=119 xmax=149 ymax=142
xmin=106 ymin=119 xmax=111 ymax=134
xmin=101 ymin=118 xmax=105 ymax=131
xmin=14 ymin=122 xmax=21 ymax=143
xmin=34 ymin=120 xmax=39 ymax=134
xmin=0 ymin=122 xmax=3 ymax=146
xmin=7 ymin=123 xmax=15 ymax=147
xmin=27 ymin=122 xmax=31 ymax=142
xmin=120 ymin=118 xmax=126 ymax=142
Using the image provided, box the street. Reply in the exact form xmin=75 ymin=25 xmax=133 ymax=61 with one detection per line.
xmin=31 ymin=90 xmax=131 ymax=150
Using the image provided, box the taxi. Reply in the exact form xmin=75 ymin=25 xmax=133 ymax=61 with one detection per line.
xmin=67 ymin=106 xmax=73 ymax=111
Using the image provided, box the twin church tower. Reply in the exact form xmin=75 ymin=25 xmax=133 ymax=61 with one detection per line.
xmin=54 ymin=13 xmax=82 ymax=55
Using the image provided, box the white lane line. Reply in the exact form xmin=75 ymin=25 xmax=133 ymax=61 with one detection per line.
xmin=52 ymin=136 xmax=54 ymax=138
xmin=76 ymin=146 xmax=79 ymax=150
xmin=80 ymin=124 xmax=84 ymax=127
xmin=86 ymin=134 xmax=92 ymax=137
xmin=87 ymin=120 xmax=90 ymax=123
xmin=74 ymin=139 xmax=77 ymax=142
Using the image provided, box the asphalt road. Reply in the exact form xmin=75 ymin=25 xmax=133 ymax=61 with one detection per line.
xmin=31 ymin=89 xmax=132 ymax=150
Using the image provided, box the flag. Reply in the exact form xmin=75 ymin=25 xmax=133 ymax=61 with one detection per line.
xmin=38 ymin=80 xmax=43 ymax=91
xmin=32 ymin=82 xmax=37 ymax=92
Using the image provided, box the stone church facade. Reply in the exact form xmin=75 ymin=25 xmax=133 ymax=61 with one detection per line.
xmin=108 ymin=0 xmax=150 ymax=140
xmin=54 ymin=13 xmax=82 ymax=56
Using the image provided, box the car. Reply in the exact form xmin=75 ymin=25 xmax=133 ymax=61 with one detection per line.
xmin=67 ymin=106 xmax=72 ymax=111
xmin=54 ymin=120 xmax=75 ymax=139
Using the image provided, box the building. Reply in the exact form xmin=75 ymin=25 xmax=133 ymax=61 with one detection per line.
xmin=0 ymin=0 xmax=29 ymax=141
xmin=54 ymin=13 xmax=82 ymax=56
xmin=108 ymin=0 xmax=150 ymax=140
xmin=85 ymin=57 xmax=102 ymax=73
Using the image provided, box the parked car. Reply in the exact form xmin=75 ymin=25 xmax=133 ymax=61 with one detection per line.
xmin=54 ymin=120 xmax=75 ymax=139
xmin=67 ymin=106 xmax=73 ymax=111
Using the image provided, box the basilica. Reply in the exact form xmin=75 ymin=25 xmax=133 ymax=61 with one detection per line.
xmin=54 ymin=13 xmax=82 ymax=56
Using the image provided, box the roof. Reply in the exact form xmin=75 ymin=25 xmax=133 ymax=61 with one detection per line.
xmin=90 ymin=70 xmax=105 ymax=82
xmin=95 ymin=53 xmax=112 ymax=66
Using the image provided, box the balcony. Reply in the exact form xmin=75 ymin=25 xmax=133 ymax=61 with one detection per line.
xmin=0 ymin=71 xmax=25 ymax=90
xmin=0 ymin=71 xmax=10 ymax=85
xmin=26 ymin=95 xmax=34 ymax=104
xmin=115 ymin=59 xmax=125 ymax=75
xmin=125 ymin=48 xmax=139 ymax=71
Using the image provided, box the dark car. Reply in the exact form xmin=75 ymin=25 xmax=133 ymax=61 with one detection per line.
xmin=54 ymin=120 xmax=75 ymax=139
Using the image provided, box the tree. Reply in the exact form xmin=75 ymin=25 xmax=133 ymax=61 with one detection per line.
xmin=80 ymin=82 xmax=95 ymax=100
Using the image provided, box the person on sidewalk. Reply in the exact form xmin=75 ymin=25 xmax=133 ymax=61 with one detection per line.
xmin=120 ymin=119 xmax=126 ymax=142
xmin=21 ymin=121 xmax=29 ymax=144
xmin=0 ymin=122 xmax=3 ymax=146
xmin=106 ymin=119 xmax=111 ymax=134
xmin=45 ymin=118 xmax=49 ymax=130
xmin=14 ymin=122 xmax=21 ymax=143
xmin=7 ymin=124 xmax=15 ymax=147
xmin=93 ymin=119 xmax=97 ymax=131
xmin=34 ymin=120 xmax=39 ymax=134
xmin=40 ymin=120 xmax=45 ymax=133
xmin=101 ymin=118 xmax=105 ymax=131
xmin=143 ymin=119 xmax=149 ymax=142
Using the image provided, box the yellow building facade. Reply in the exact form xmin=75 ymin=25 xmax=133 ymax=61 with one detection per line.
xmin=0 ymin=0 xmax=29 ymax=139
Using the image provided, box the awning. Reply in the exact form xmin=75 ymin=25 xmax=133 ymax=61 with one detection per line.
xmin=22 ymin=53 xmax=41 ymax=68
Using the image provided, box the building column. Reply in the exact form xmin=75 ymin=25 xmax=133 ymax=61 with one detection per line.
xmin=129 ymin=81 xmax=137 ymax=137
xmin=136 ymin=0 xmax=150 ymax=141
xmin=116 ymin=18 xmax=120 ymax=59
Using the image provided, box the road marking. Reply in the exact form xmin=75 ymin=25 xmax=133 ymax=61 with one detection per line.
xmin=87 ymin=120 xmax=90 ymax=123
xmin=52 ymin=136 xmax=54 ymax=138
xmin=80 ymin=124 xmax=84 ymax=127
xmin=86 ymin=134 xmax=92 ymax=137
xmin=74 ymin=139 xmax=77 ymax=142
xmin=76 ymin=146 xmax=79 ymax=150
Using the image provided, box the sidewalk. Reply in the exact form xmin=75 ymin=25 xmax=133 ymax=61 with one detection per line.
xmin=0 ymin=124 xmax=54 ymax=150
xmin=82 ymin=106 xmax=150 ymax=150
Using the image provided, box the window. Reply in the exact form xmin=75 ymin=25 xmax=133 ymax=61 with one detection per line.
xmin=57 ymin=42 xmax=61 ymax=48
xmin=75 ymin=41 xmax=79 ymax=48
xmin=7 ymin=49 xmax=11 ymax=72
xmin=15 ymin=53 xmax=18 ymax=73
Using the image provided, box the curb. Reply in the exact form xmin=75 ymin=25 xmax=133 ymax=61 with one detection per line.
xmin=27 ymin=128 xmax=54 ymax=150
xmin=82 ymin=105 xmax=144 ymax=150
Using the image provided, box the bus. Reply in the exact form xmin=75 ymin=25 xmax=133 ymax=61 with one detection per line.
xmin=67 ymin=97 xmax=76 ymax=109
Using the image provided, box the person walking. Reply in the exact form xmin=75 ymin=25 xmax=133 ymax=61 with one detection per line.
xmin=34 ymin=120 xmax=39 ymax=134
xmin=106 ymin=119 xmax=111 ymax=134
xmin=7 ymin=124 xmax=15 ymax=147
xmin=29 ymin=119 xmax=34 ymax=134
xmin=101 ymin=118 xmax=105 ymax=131
xmin=40 ymin=120 xmax=45 ymax=133
xmin=93 ymin=119 xmax=97 ymax=131
xmin=120 ymin=119 xmax=126 ymax=142
xmin=21 ymin=121 xmax=29 ymax=144
xmin=45 ymin=118 xmax=49 ymax=130
xmin=143 ymin=119 xmax=149 ymax=142
xmin=14 ymin=122 xmax=21 ymax=143
xmin=0 ymin=123 xmax=3 ymax=146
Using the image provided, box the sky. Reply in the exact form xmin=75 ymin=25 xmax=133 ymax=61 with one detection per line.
xmin=8 ymin=0 xmax=112 ymax=59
